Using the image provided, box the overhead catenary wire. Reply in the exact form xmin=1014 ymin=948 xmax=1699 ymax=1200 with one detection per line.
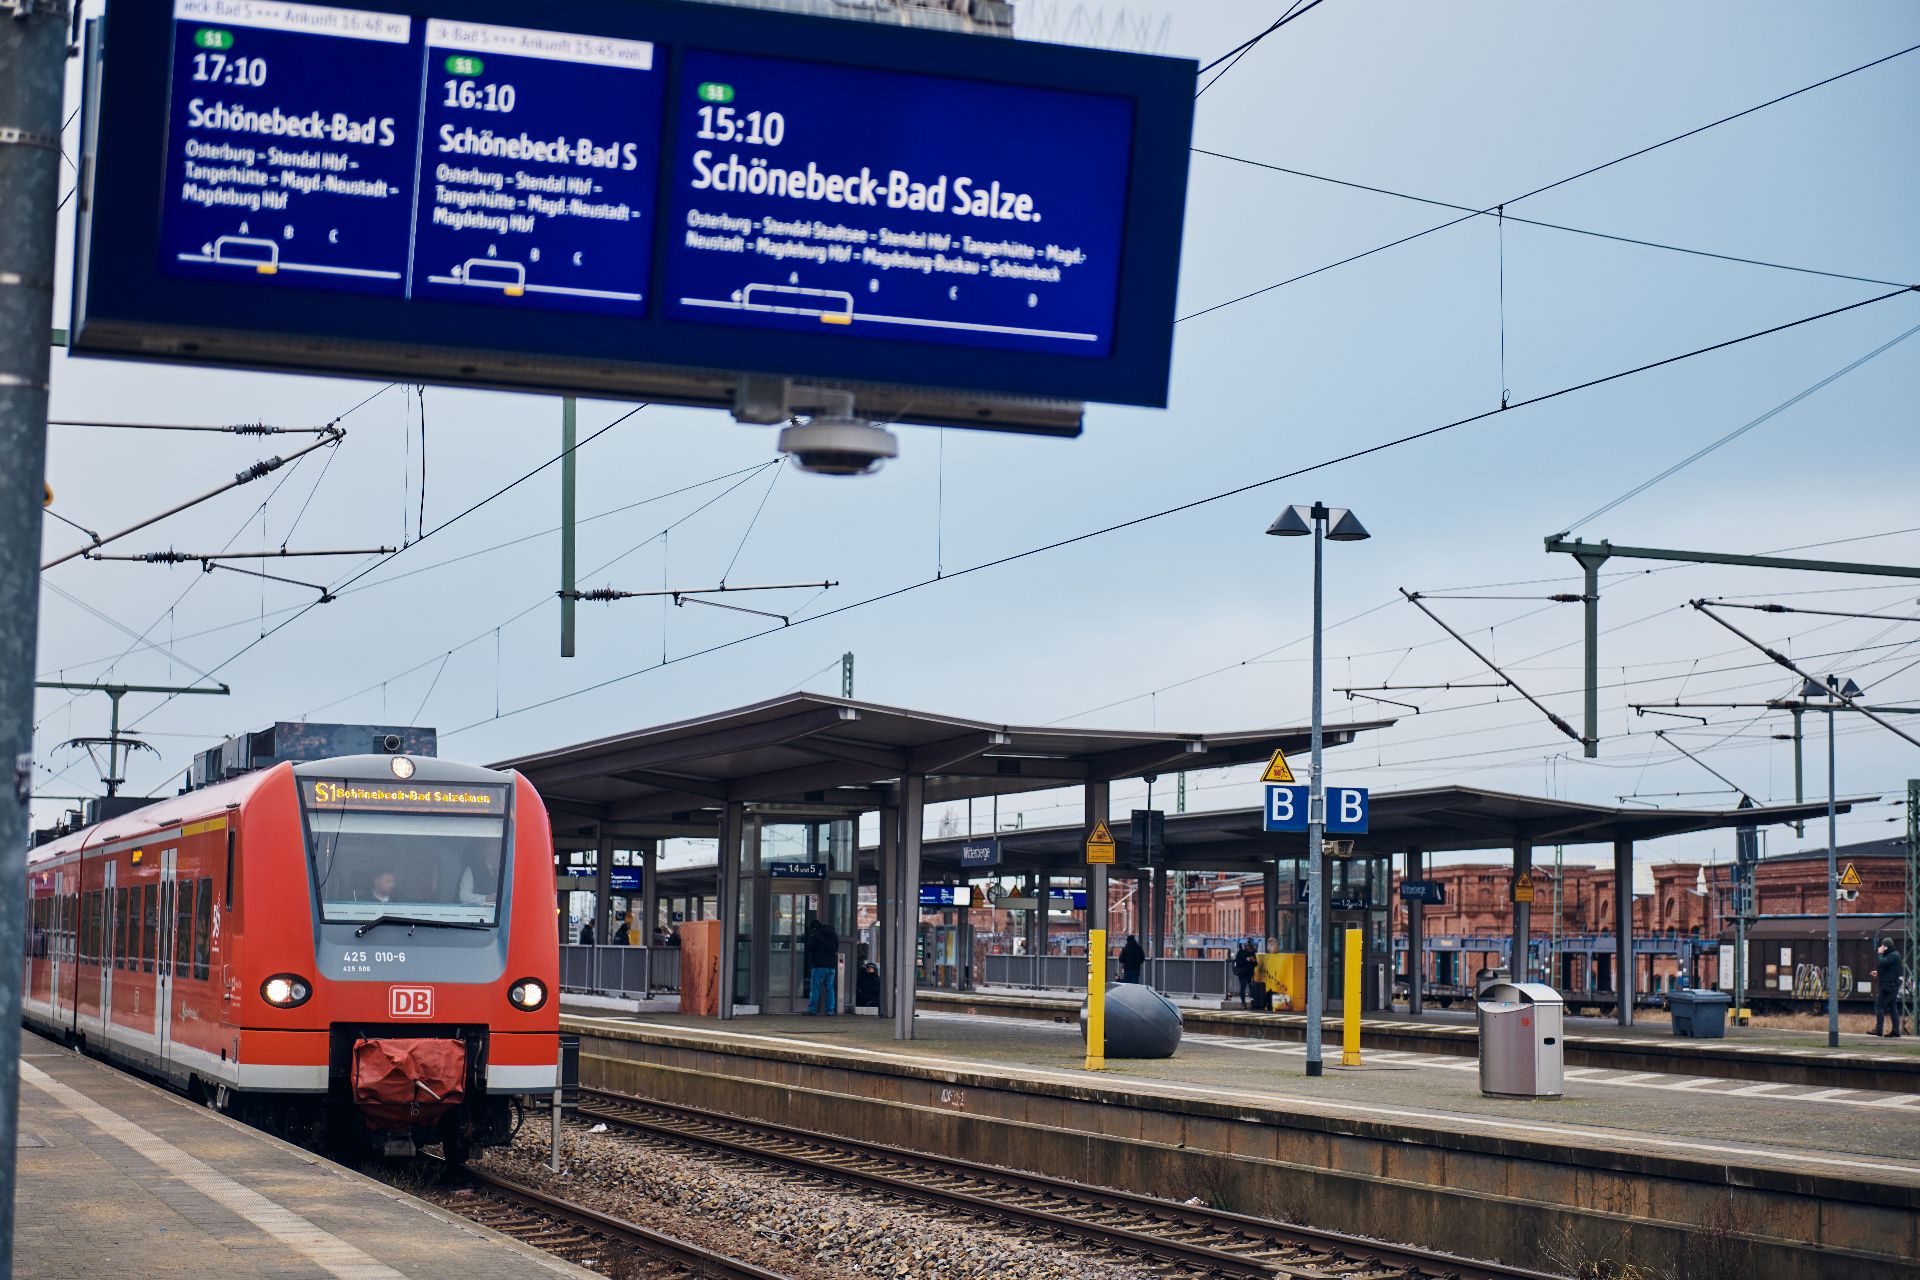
xmin=1191 ymin=149 xmax=1916 ymax=292
xmin=1559 ymin=320 xmax=1920 ymax=534
xmin=1181 ymin=42 xmax=1920 ymax=324
xmin=438 ymin=292 xmax=1914 ymax=738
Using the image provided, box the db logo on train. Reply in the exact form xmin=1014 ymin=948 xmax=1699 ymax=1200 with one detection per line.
xmin=389 ymin=986 xmax=435 ymax=1019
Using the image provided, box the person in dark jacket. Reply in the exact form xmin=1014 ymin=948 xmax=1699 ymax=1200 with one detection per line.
xmin=1873 ymin=941 xmax=1903 ymax=1038
xmin=804 ymin=916 xmax=839 ymax=1015
xmin=610 ymin=918 xmax=631 ymax=946
xmin=1232 ymin=941 xmax=1258 ymax=1008
xmin=1119 ymin=935 xmax=1146 ymax=984
xmin=578 ymin=920 xmax=596 ymax=947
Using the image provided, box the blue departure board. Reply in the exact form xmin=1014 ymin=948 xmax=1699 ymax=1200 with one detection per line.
xmin=160 ymin=2 xmax=664 ymax=315
xmin=662 ymin=51 xmax=1134 ymax=358
xmin=82 ymin=0 xmax=1195 ymax=417
xmin=162 ymin=2 xmax=422 ymax=295
xmin=412 ymin=20 xmax=663 ymax=315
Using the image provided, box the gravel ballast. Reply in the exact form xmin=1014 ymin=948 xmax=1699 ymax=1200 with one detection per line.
xmin=469 ymin=1119 xmax=1162 ymax=1279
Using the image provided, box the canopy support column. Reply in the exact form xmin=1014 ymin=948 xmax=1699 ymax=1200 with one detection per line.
xmin=1512 ymin=838 xmax=1532 ymax=983
xmin=876 ymin=804 xmax=897 ymax=1018
xmin=1615 ymin=838 xmax=1635 ymax=1027
xmin=1407 ymin=847 xmax=1425 ymax=1016
xmin=718 ymin=800 xmax=744 ymax=1020
xmin=892 ymin=776 xmax=925 ymax=1039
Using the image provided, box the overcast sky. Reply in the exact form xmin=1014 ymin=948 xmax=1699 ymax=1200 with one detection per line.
xmin=32 ymin=0 xmax=1920 ymax=872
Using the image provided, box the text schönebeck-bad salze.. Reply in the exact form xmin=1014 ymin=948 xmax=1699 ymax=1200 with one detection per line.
xmin=690 ymin=151 xmax=1044 ymax=222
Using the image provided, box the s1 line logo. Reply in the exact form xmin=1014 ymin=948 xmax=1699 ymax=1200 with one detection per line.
xmin=389 ymin=986 xmax=434 ymax=1018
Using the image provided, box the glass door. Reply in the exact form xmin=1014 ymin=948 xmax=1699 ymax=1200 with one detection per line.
xmin=765 ymin=892 xmax=814 ymax=1014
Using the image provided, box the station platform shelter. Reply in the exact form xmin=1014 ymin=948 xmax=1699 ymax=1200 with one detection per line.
xmin=497 ymin=693 xmax=1390 ymax=1037
xmin=497 ymin=693 xmax=1847 ymax=1036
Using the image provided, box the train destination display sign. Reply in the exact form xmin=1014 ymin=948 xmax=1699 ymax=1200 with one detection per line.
xmin=74 ymin=0 xmax=1196 ymax=425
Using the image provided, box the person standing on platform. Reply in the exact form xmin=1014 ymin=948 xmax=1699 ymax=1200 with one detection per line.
xmin=1873 ymin=941 xmax=1903 ymax=1038
xmin=1233 ymin=940 xmax=1257 ymax=1008
xmin=579 ymin=919 xmax=596 ymax=947
xmin=1119 ymin=935 xmax=1146 ymax=985
xmin=611 ymin=916 xmax=631 ymax=946
xmin=805 ymin=915 xmax=840 ymax=1015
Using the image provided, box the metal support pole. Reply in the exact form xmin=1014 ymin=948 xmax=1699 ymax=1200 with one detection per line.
xmin=1904 ymin=779 xmax=1918 ymax=1039
xmin=876 ymin=803 xmax=897 ymax=1017
xmin=1262 ymin=860 xmax=1280 ymax=947
xmin=1512 ymin=839 xmax=1532 ymax=983
xmin=1574 ymin=550 xmax=1608 ymax=758
xmin=549 ymin=1080 xmax=562 ymax=1173
xmin=1150 ymin=865 xmax=1166 ymax=961
xmin=559 ymin=398 xmax=577 ymax=657
xmin=640 ymin=840 xmax=658 ymax=998
xmin=1086 ymin=778 xmax=1110 ymax=981
xmin=1614 ymin=839 xmax=1635 ymax=1027
xmin=717 ymin=801 xmax=743 ymax=1020
xmin=1306 ymin=507 xmax=1327 ymax=1077
xmin=1792 ymin=708 xmax=1805 ymax=837
xmin=1035 ymin=871 xmax=1050 ymax=971
xmin=592 ymin=832 xmax=613 ymax=948
xmin=2 ymin=4 xmax=66 ymax=1259
xmin=1826 ymin=697 xmax=1839 ymax=1048
xmin=1407 ymin=848 xmax=1425 ymax=1016
xmin=892 ymin=776 xmax=924 ymax=1039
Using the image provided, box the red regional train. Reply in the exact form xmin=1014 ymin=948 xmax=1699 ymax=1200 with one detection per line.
xmin=23 ymin=752 xmax=557 ymax=1160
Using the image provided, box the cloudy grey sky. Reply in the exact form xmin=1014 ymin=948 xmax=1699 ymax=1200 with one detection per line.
xmin=33 ymin=1 xmax=1920 ymax=870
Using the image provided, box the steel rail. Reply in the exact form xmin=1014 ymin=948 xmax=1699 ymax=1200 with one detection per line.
xmin=576 ymin=1088 xmax=1556 ymax=1280
xmin=459 ymin=1163 xmax=796 ymax=1280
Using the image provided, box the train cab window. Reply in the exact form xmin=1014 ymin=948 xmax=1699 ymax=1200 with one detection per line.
xmin=301 ymin=780 xmax=510 ymax=927
xmin=142 ymin=884 xmax=157 ymax=974
xmin=175 ymin=880 xmax=195 ymax=978
xmin=194 ymin=878 xmax=213 ymax=980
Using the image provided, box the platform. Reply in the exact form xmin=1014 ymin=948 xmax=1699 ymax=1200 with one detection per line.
xmin=563 ymin=1006 xmax=1920 ymax=1279
xmin=16 ymin=1031 xmax=591 ymax=1280
xmin=920 ymin=986 xmax=1920 ymax=1091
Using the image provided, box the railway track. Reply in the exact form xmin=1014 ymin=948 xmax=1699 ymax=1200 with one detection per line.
xmin=574 ymin=1087 xmax=1560 ymax=1280
xmin=450 ymin=1162 xmax=796 ymax=1280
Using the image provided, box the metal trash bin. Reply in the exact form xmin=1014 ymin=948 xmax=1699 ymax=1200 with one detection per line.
xmin=1477 ymin=981 xmax=1564 ymax=1098
xmin=1668 ymin=989 xmax=1732 ymax=1039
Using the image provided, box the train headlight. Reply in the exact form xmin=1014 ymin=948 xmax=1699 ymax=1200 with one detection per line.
xmin=261 ymin=974 xmax=312 ymax=1008
xmin=508 ymin=978 xmax=547 ymax=1012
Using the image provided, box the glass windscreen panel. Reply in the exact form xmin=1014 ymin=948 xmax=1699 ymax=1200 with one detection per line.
xmin=301 ymin=779 xmax=510 ymax=924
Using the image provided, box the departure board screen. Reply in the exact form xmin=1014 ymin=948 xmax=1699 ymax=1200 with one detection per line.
xmin=81 ymin=0 xmax=1195 ymax=415
xmin=661 ymin=51 xmax=1134 ymax=357
xmin=160 ymin=1 xmax=664 ymax=315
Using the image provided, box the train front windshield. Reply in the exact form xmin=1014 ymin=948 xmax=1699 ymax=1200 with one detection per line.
xmin=301 ymin=779 xmax=510 ymax=926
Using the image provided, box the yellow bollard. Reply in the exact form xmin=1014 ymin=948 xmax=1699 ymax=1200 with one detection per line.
xmin=1085 ymin=928 xmax=1107 ymax=1072
xmin=1342 ymin=927 xmax=1362 ymax=1067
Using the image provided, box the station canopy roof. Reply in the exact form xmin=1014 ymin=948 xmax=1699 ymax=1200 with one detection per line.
xmin=906 ymin=788 xmax=1864 ymax=877
xmin=494 ymin=693 xmax=1394 ymax=838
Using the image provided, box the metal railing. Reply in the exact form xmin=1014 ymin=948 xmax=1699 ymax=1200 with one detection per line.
xmin=980 ymin=954 xmax=1230 ymax=998
xmin=558 ymin=945 xmax=680 ymax=997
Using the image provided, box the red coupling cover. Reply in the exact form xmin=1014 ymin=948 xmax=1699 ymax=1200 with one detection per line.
xmin=352 ymin=1037 xmax=466 ymax=1131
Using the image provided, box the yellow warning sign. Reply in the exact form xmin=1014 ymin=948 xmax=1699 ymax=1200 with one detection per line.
xmin=1513 ymin=872 xmax=1535 ymax=905
xmin=1840 ymin=863 xmax=1862 ymax=889
xmin=1260 ymin=748 xmax=1296 ymax=784
xmin=1085 ymin=818 xmax=1116 ymax=866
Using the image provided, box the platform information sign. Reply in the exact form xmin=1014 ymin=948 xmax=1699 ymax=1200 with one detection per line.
xmin=1263 ymin=784 xmax=1369 ymax=835
xmin=661 ymin=50 xmax=1132 ymax=357
xmin=81 ymin=0 xmax=1195 ymax=417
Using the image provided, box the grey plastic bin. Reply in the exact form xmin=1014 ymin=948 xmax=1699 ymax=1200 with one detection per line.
xmin=1668 ymin=989 xmax=1732 ymax=1039
xmin=1477 ymin=981 xmax=1564 ymax=1098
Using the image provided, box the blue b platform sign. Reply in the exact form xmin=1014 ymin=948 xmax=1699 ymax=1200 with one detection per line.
xmin=1263 ymin=785 xmax=1369 ymax=835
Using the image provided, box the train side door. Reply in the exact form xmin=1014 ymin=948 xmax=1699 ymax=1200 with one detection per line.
xmin=156 ymin=849 xmax=178 ymax=1063
xmin=99 ymin=861 xmax=116 ymax=1045
xmin=49 ymin=870 xmax=68 ymax=1030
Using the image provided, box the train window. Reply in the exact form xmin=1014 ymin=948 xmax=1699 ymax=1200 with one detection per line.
xmin=118 ymin=887 xmax=131 ymax=970
xmin=84 ymin=892 xmax=96 ymax=963
xmin=175 ymin=880 xmax=194 ymax=978
xmin=302 ymin=785 xmax=510 ymax=927
xmin=142 ymin=884 xmax=157 ymax=974
xmin=194 ymin=878 xmax=213 ymax=980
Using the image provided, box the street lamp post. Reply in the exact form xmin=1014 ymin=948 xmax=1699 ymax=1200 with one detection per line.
xmin=1268 ymin=502 xmax=1369 ymax=1077
xmin=1810 ymin=675 xmax=1861 ymax=1048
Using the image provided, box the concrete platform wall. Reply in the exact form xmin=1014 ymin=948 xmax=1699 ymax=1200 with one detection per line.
xmin=574 ymin=1022 xmax=1919 ymax=1280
